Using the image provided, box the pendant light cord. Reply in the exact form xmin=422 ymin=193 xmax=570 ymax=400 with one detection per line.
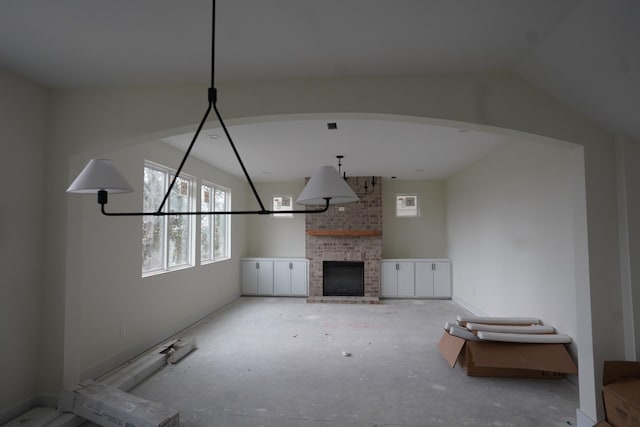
xmin=214 ymin=0 xmax=216 ymax=92
xmin=156 ymin=0 xmax=268 ymax=214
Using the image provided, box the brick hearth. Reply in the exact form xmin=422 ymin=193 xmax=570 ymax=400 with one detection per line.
xmin=305 ymin=176 xmax=382 ymax=302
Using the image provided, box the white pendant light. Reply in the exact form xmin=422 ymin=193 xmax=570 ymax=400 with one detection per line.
xmin=67 ymin=159 xmax=133 ymax=194
xmin=297 ymin=166 xmax=359 ymax=205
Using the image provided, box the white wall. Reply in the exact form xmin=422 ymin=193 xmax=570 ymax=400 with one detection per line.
xmin=447 ymin=141 xmax=579 ymax=351
xmin=65 ymin=140 xmax=249 ymax=383
xmin=33 ymin=72 xmax=630 ymax=423
xmin=0 ymin=70 xmax=48 ymax=418
xmin=616 ymin=135 xmax=640 ymax=359
xmin=41 ymin=85 xmax=206 ymax=399
xmin=245 ymin=179 xmax=449 ymax=259
xmin=382 ymin=179 xmax=447 ymax=259
xmin=245 ymin=182 xmax=306 ymax=257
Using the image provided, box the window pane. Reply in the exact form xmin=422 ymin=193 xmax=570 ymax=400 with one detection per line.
xmin=201 ymin=185 xmax=212 ymax=262
xmin=273 ymin=195 xmax=293 ymax=217
xmin=396 ymin=194 xmax=418 ymax=217
xmin=142 ymin=167 xmax=165 ymax=272
xmin=168 ymin=176 xmax=191 ymax=267
xmin=142 ymin=216 xmax=164 ymax=271
xmin=201 ymin=183 xmax=230 ymax=262
xmin=142 ymin=163 xmax=195 ymax=275
xmin=214 ymin=188 xmax=227 ymax=258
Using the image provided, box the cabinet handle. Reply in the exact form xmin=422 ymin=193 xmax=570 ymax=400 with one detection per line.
xmin=289 ymin=262 xmax=293 ymax=270
xmin=396 ymin=263 xmax=399 ymax=271
xmin=256 ymin=262 xmax=259 ymax=269
xmin=432 ymin=263 xmax=436 ymax=271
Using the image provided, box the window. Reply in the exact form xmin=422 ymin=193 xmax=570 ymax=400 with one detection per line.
xmin=272 ymin=195 xmax=293 ymax=218
xmin=201 ymin=182 xmax=231 ymax=263
xmin=396 ymin=194 xmax=419 ymax=217
xmin=142 ymin=162 xmax=194 ymax=275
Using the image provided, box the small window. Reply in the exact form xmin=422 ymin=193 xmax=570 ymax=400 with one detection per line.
xmin=201 ymin=182 xmax=231 ymax=263
xmin=396 ymin=194 xmax=419 ymax=217
xmin=272 ymin=195 xmax=293 ymax=218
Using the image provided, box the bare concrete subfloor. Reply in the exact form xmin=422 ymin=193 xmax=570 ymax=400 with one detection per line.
xmin=128 ymin=297 xmax=578 ymax=427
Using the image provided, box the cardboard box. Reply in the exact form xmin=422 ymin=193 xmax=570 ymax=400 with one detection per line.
xmin=594 ymin=421 xmax=614 ymax=427
xmin=59 ymin=380 xmax=179 ymax=427
xmin=602 ymin=361 xmax=640 ymax=427
xmin=438 ymin=331 xmax=577 ymax=378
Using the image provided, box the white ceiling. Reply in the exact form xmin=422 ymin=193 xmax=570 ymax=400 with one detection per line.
xmin=2 ymin=0 xmax=638 ymax=181
xmin=162 ymin=116 xmax=511 ymax=181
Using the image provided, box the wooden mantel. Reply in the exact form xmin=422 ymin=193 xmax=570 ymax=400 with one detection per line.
xmin=306 ymin=229 xmax=381 ymax=237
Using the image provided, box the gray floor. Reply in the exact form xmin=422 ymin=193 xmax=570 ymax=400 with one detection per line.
xmin=129 ymin=297 xmax=578 ymax=427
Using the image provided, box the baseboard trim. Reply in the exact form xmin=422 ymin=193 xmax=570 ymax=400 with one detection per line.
xmin=0 ymin=393 xmax=58 ymax=425
xmin=576 ymin=407 xmax=596 ymax=427
xmin=451 ymin=296 xmax=489 ymax=317
xmin=0 ymin=396 xmax=37 ymax=425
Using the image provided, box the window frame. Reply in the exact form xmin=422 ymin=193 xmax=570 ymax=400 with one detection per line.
xmin=272 ymin=195 xmax=294 ymax=218
xmin=141 ymin=161 xmax=195 ymax=276
xmin=200 ymin=181 xmax=231 ymax=264
xmin=395 ymin=193 xmax=419 ymax=218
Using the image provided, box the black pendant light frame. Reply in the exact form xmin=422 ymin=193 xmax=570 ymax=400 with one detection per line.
xmin=99 ymin=0 xmax=329 ymax=216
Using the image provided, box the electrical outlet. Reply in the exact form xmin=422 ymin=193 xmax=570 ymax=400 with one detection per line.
xmin=338 ymin=206 xmax=345 ymax=212
xmin=120 ymin=326 xmax=126 ymax=337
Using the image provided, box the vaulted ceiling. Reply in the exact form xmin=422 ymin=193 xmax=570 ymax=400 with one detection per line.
xmin=2 ymin=0 xmax=638 ymax=181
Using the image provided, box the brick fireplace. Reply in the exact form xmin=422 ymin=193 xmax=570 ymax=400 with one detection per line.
xmin=305 ymin=176 xmax=382 ymax=303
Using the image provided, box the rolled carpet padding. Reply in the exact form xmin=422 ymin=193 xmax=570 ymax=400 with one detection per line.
xmin=456 ymin=315 xmax=539 ymax=326
xmin=448 ymin=325 xmax=481 ymax=341
xmin=444 ymin=321 xmax=456 ymax=331
xmin=465 ymin=323 xmax=555 ymax=334
xmin=476 ymin=330 xmax=572 ymax=344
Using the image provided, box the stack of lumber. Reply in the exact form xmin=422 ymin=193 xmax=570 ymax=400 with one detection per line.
xmin=444 ymin=315 xmax=572 ymax=344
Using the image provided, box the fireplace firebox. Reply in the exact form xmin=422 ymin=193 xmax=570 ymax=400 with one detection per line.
xmin=323 ymin=261 xmax=365 ymax=296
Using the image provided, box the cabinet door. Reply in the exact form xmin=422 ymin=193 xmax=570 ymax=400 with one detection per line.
xmin=396 ymin=262 xmax=415 ymax=296
xmin=241 ymin=261 xmax=258 ymax=294
xmin=381 ymin=262 xmax=398 ymax=297
xmin=414 ymin=262 xmax=434 ymax=297
xmin=256 ymin=261 xmax=274 ymax=294
xmin=273 ymin=261 xmax=291 ymax=295
xmin=289 ymin=261 xmax=308 ymax=295
xmin=433 ymin=262 xmax=451 ymax=297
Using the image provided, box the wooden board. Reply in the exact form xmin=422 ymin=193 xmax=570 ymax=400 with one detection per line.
xmin=306 ymin=229 xmax=381 ymax=236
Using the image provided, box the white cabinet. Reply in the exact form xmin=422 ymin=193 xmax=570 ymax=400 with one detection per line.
xmin=242 ymin=259 xmax=274 ymax=295
xmin=381 ymin=259 xmax=451 ymax=298
xmin=433 ymin=262 xmax=452 ymax=297
xmin=381 ymin=261 xmax=415 ymax=297
xmin=242 ymin=258 xmax=308 ymax=296
xmin=415 ymin=261 xmax=451 ymax=297
xmin=274 ymin=260 xmax=308 ymax=296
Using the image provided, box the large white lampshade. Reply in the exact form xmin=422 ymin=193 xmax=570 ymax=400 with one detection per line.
xmin=66 ymin=159 xmax=133 ymax=194
xmin=296 ymin=165 xmax=359 ymax=205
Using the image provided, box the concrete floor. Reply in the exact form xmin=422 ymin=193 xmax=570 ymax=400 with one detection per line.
xmin=128 ymin=297 xmax=578 ymax=427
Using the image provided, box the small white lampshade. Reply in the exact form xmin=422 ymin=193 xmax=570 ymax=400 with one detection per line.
xmin=296 ymin=165 xmax=359 ymax=205
xmin=66 ymin=159 xmax=133 ymax=194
